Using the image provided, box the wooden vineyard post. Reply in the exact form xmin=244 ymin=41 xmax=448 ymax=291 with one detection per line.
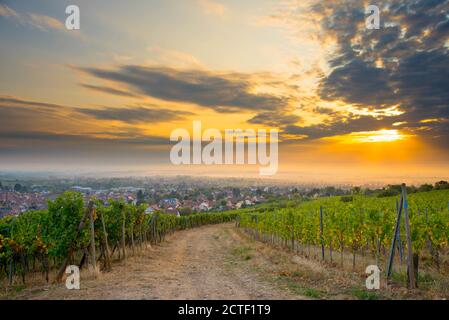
xmin=152 ymin=214 xmax=157 ymax=243
xmin=320 ymin=206 xmax=325 ymax=261
xmin=401 ymin=184 xmax=416 ymax=289
xmin=131 ymin=223 xmax=135 ymax=256
xmin=425 ymin=208 xmax=431 ymax=253
xmin=100 ymin=210 xmax=112 ymax=271
xmin=255 ymin=215 xmax=259 ymax=241
xmin=387 ymin=196 xmax=403 ymax=280
xmin=89 ymin=204 xmax=98 ymax=275
xmin=291 ymin=214 xmax=295 ymax=251
xmin=121 ymin=207 xmax=126 ymax=260
xmin=8 ymin=258 xmax=14 ymax=286
xmin=395 ymin=200 xmax=404 ymax=265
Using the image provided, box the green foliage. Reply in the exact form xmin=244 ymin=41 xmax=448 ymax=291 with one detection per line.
xmin=45 ymin=192 xmax=86 ymax=259
xmin=0 ymin=192 xmax=237 ymax=280
xmin=351 ymin=288 xmax=380 ymax=300
xmin=239 ymin=190 xmax=449 ymax=261
xmin=340 ymin=196 xmax=353 ymax=203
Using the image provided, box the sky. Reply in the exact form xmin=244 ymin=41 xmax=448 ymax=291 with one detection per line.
xmin=0 ymin=0 xmax=449 ymax=184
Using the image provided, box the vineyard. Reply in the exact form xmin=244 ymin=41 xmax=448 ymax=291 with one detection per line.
xmin=0 ymin=192 xmax=237 ymax=287
xmin=238 ymin=188 xmax=449 ymax=288
xmin=2 ymin=188 xmax=448 ymax=293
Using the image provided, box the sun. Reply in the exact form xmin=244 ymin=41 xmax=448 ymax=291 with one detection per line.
xmin=351 ymin=129 xmax=406 ymax=143
xmin=326 ymin=129 xmax=410 ymax=144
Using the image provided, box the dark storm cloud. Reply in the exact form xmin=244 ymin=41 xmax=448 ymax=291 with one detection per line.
xmin=308 ymin=0 xmax=449 ymax=145
xmin=77 ymin=106 xmax=194 ymax=124
xmin=79 ymin=65 xmax=287 ymax=113
xmin=320 ymin=59 xmax=394 ymax=107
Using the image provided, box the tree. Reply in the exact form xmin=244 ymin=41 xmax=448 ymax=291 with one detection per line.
xmin=351 ymin=186 xmax=361 ymax=195
xmin=179 ymin=207 xmax=193 ymax=216
xmin=435 ymin=181 xmax=449 ymax=190
xmin=14 ymin=183 xmax=22 ymax=192
xmin=418 ymin=184 xmax=433 ymax=192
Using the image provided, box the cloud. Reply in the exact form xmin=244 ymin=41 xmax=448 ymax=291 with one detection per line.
xmin=0 ymin=96 xmax=173 ymax=156
xmin=0 ymin=4 xmax=20 ymax=19
xmin=196 ymin=0 xmax=227 ymax=17
xmin=76 ymin=106 xmax=194 ymax=124
xmin=275 ymin=0 xmax=449 ymax=146
xmin=282 ymin=114 xmax=401 ymax=142
xmin=0 ymin=4 xmax=64 ymax=31
xmin=79 ymin=65 xmax=287 ymax=113
xmin=146 ymin=46 xmax=204 ymax=69
xmin=0 ymin=96 xmax=69 ymax=110
xmin=80 ymin=83 xmax=140 ymax=98
xmin=0 ymin=96 xmax=77 ymax=134
xmin=319 ymin=58 xmax=396 ymax=107
xmin=0 ymin=95 xmax=194 ymax=129
xmin=28 ymin=13 xmax=64 ymax=31
xmin=0 ymin=130 xmax=169 ymax=146
xmin=247 ymin=111 xmax=302 ymax=127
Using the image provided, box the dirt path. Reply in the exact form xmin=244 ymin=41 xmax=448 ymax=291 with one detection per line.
xmin=9 ymin=223 xmax=305 ymax=300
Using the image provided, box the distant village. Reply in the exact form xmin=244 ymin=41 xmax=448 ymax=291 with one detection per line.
xmin=0 ymin=176 xmax=310 ymax=218
xmin=2 ymin=175 xmax=441 ymax=219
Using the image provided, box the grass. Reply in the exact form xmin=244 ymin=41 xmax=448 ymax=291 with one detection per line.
xmin=232 ymin=246 xmax=253 ymax=261
xmin=351 ymin=287 xmax=381 ymax=300
xmin=303 ymin=287 xmax=323 ymax=298
xmin=277 ymin=274 xmax=325 ymax=299
xmin=391 ymin=270 xmax=436 ymax=287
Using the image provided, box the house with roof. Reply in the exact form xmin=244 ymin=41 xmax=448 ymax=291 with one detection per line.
xmin=198 ymin=202 xmax=210 ymax=212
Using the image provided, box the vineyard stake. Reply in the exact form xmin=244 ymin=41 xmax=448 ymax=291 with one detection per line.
xmin=320 ymin=206 xmax=325 ymax=261
xmin=395 ymin=199 xmax=404 ymax=265
xmin=89 ymin=204 xmax=97 ymax=275
xmin=402 ymin=184 xmax=416 ymax=289
xmin=387 ymin=196 xmax=403 ymax=280
xmin=100 ymin=211 xmax=112 ymax=270
xmin=121 ymin=207 xmax=126 ymax=260
xmin=424 ymin=208 xmax=433 ymax=257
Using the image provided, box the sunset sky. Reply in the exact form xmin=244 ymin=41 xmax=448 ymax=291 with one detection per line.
xmin=1 ymin=0 xmax=448 ymax=184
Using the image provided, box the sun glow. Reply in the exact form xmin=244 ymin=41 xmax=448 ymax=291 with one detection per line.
xmin=326 ymin=129 xmax=410 ymax=144
xmin=348 ymin=129 xmax=407 ymax=143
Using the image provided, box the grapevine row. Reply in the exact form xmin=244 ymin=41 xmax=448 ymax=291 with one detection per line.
xmin=238 ymin=189 xmax=449 ymax=284
xmin=0 ymin=192 xmax=237 ymax=286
